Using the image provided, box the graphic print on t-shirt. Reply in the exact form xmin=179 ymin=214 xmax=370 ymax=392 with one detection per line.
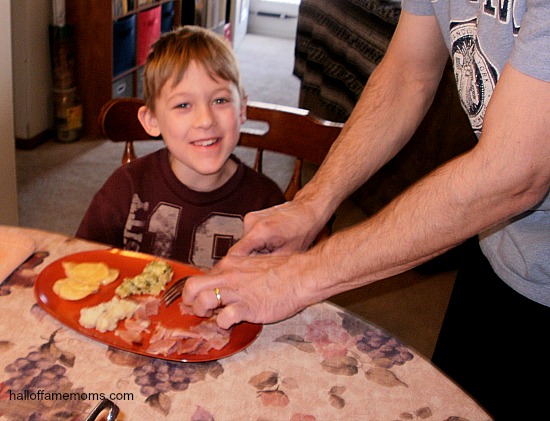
xmin=123 ymin=193 xmax=150 ymax=251
xmin=450 ymin=18 xmax=498 ymax=134
xmin=190 ymin=213 xmax=244 ymax=268
xmin=123 ymin=194 xmax=245 ymax=268
xmin=149 ymin=203 xmax=180 ymax=257
xmin=124 ymin=196 xmax=182 ymax=257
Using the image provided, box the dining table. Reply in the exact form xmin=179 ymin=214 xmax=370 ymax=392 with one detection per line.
xmin=0 ymin=225 xmax=491 ymax=420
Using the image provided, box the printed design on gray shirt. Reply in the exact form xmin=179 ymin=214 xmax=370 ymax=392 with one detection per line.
xmin=123 ymin=195 xmax=182 ymax=257
xmin=191 ymin=213 xmax=244 ymax=269
xmin=482 ymin=0 xmax=521 ymax=35
xmin=450 ymin=18 xmax=499 ymax=134
xmin=149 ymin=203 xmax=180 ymax=257
xmin=124 ymin=193 xmax=150 ymax=251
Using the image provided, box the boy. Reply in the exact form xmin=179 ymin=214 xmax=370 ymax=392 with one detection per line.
xmin=76 ymin=26 xmax=285 ymax=269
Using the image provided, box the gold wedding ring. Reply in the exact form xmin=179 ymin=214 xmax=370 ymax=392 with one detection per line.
xmin=214 ymin=287 xmax=222 ymax=307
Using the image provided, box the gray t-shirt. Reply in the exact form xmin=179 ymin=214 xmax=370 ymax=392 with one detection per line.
xmin=402 ymin=0 xmax=550 ymax=306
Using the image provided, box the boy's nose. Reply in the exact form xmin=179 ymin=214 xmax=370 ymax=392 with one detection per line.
xmin=194 ymin=104 xmax=215 ymax=128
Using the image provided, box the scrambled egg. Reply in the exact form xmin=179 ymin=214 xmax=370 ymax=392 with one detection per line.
xmin=115 ymin=260 xmax=173 ymax=298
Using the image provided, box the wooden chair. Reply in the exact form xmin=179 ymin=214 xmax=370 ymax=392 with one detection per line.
xmin=98 ymin=97 xmax=343 ymax=236
xmin=99 ymin=97 xmax=343 ymax=198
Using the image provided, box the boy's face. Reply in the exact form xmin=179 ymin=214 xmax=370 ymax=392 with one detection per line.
xmin=138 ymin=61 xmax=246 ymax=191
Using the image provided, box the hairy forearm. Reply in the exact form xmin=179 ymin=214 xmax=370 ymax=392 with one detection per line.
xmin=291 ymin=65 xmax=550 ymax=305
xmin=295 ymin=62 xmax=442 ymax=225
xmin=294 ymin=151 xmax=546 ymax=305
xmin=294 ymin=13 xmax=449 ymax=228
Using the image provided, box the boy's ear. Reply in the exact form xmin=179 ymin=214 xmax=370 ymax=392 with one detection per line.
xmin=240 ymin=95 xmax=248 ymax=124
xmin=137 ymin=105 xmax=161 ymax=137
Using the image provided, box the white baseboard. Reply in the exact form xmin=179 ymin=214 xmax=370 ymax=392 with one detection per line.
xmin=247 ymin=12 xmax=297 ymax=39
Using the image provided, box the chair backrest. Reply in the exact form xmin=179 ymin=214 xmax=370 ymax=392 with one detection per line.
xmin=99 ymin=98 xmax=343 ymax=202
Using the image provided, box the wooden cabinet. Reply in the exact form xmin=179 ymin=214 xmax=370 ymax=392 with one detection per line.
xmin=66 ymin=1 xmax=182 ymax=138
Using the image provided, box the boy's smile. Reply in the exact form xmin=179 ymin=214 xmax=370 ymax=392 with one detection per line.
xmin=138 ymin=61 xmax=247 ymax=192
xmin=192 ymin=138 xmax=219 ymax=147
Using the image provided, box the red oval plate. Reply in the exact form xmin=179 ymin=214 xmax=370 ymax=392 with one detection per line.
xmin=34 ymin=249 xmax=262 ymax=362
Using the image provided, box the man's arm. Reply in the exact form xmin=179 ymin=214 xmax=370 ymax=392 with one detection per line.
xmin=300 ymin=62 xmax=550 ymax=302
xmin=230 ymin=11 xmax=450 ymax=256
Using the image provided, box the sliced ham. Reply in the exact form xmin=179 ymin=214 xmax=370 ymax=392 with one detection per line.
xmin=133 ymin=296 xmax=161 ymax=318
xmin=112 ymin=295 xmax=233 ymax=356
xmin=175 ymin=337 xmax=204 ymax=354
xmin=115 ymin=326 xmax=144 ymax=345
xmin=146 ymin=320 xmax=233 ymax=356
xmin=147 ymin=337 xmax=179 ymax=356
xmin=114 ymin=297 xmax=159 ymax=345
xmin=190 ymin=318 xmax=231 ymax=350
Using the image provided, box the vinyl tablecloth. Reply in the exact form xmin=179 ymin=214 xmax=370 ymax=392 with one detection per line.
xmin=0 ymin=226 xmax=491 ymax=420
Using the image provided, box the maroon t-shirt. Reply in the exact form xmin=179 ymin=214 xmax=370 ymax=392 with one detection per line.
xmin=76 ymin=148 xmax=285 ymax=268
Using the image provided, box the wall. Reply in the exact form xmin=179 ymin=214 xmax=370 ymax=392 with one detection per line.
xmin=11 ymin=0 xmax=52 ymax=140
xmin=1 ymin=0 xmax=18 ymax=225
xmin=229 ymin=0 xmax=250 ymax=49
xmin=248 ymin=0 xmax=299 ymax=39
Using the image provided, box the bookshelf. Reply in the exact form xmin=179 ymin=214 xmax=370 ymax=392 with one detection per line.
xmin=66 ymin=0 xmax=182 ymax=137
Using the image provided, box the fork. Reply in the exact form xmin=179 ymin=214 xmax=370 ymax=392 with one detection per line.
xmin=162 ymin=276 xmax=190 ymax=307
xmin=85 ymin=398 xmax=119 ymax=421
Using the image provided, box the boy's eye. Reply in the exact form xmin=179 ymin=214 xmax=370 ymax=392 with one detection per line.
xmin=176 ymin=103 xmax=191 ymax=109
xmin=213 ymin=98 xmax=229 ymax=105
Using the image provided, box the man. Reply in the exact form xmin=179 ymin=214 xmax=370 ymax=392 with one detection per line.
xmin=182 ymin=1 xmax=550 ymax=418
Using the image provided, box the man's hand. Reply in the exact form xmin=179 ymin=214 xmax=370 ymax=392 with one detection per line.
xmin=181 ymin=252 xmax=308 ymax=329
xmin=228 ymin=200 xmax=324 ymax=257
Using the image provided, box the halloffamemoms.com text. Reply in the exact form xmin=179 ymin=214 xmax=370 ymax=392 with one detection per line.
xmin=8 ymin=390 xmax=134 ymax=402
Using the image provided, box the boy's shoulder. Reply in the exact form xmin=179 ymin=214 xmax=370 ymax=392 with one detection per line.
xmin=105 ymin=147 xmax=167 ymax=185
xmin=232 ymin=155 xmax=285 ymax=199
xmin=110 ymin=147 xmax=167 ymax=178
xmin=124 ymin=147 xmax=167 ymax=169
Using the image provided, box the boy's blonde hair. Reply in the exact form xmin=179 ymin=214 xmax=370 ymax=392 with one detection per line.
xmin=141 ymin=25 xmax=245 ymax=111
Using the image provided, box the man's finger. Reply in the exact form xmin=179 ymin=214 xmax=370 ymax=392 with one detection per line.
xmin=216 ymin=303 xmax=245 ymax=329
xmin=181 ymin=274 xmax=219 ymax=305
xmin=227 ymin=236 xmax=266 ymax=257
